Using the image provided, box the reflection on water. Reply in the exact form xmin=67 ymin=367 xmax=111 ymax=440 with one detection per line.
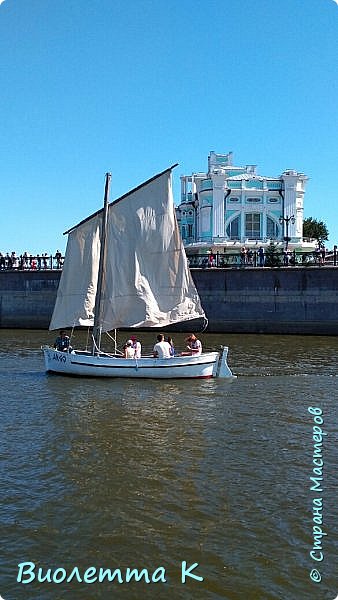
xmin=0 ymin=330 xmax=337 ymax=599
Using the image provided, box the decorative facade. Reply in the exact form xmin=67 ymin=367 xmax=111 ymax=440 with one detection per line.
xmin=176 ymin=151 xmax=311 ymax=254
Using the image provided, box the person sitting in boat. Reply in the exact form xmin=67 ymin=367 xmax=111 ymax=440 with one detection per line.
xmin=130 ymin=335 xmax=141 ymax=358
xmin=153 ymin=334 xmax=171 ymax=359
xmin=166 ymin=336 xmax=175 ymax=356
xmin=181 ymin=334 xmax=202 ymax=356
xmin=54 ymin=330 xmax=72 ymax=352
xmin=124 ymin=340 xmax=135 ymax=359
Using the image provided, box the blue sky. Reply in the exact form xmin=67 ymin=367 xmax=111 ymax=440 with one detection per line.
xmin=0 ymin=0 xmax=337 ymax=254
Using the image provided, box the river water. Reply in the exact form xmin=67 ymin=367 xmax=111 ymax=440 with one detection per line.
xmin=1 ymin=329 xmax=337 ymax=600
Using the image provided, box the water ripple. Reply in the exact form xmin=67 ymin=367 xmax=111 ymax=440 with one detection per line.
xmin=0 ymin=331 xmax=337 ymax=599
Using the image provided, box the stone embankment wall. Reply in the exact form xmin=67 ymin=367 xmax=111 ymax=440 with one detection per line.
xmin=0 ymin=268 xmax=338 ymax=334
xmin=0 ymin=271 xmax=60 ymax=329
xmin=191 ymin=267 xmax=338 ymax=335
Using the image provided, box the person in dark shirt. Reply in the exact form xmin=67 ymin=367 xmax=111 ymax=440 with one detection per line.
xmin=166 ymin=336 xmax=175 ymax=356
xmin=55 ymin=250 xmax=62 ymax=269
xmin=54 ymin=330 xmax=72 ymax=352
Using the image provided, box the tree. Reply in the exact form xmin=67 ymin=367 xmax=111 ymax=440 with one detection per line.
xmin=264 ymin=242 xmax=281 ymax=267
xmin=303 ymin=218 xmax=329 ymax=246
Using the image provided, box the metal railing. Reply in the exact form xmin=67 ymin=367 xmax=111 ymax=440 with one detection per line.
xmin=1 ymin=247 xmax=337 ymax=271
xmin=187 ymin=248 xmax=338 ymax=268
xmin=0 ymin=254 xmax=64 ymax=271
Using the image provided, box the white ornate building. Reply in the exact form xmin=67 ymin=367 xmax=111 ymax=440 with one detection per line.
xmin=176 ymin=151 xmax=312 ymax=255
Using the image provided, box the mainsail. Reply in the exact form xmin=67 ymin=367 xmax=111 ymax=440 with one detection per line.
xmin=49 ymin=167 xmax=205 ymax=331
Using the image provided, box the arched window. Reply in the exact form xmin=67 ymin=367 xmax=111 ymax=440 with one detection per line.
xmin=226 ymin=215 xmax=240 ymax=240
xmin=267 ymin=216 xmax=279 ymax=239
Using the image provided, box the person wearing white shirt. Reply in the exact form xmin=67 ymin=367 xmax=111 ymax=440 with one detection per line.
xmin=153 ymin=334 xmax=171 ymax=359
xmin=124 ymin=340 xmax=135 ymax=358
xmin=181 ymin=334 xmax=202 ymax=356
xmin=130 ymin=335 xmax=141 ymax=358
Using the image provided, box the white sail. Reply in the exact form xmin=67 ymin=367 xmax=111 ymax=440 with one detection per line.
xmin=49 ymin=213 xmax=102 ymax=330
xmin=49 ymin=169 xmax=205 ymax=332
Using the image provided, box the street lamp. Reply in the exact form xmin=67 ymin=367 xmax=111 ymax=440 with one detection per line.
xmin=279 ymin=215 xmax=295 ymax=251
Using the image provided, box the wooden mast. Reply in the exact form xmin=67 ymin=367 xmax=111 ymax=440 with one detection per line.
xmin=92 ymin=172 xmax=111 ymax=354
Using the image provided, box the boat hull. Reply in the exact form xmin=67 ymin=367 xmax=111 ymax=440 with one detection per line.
xmin=42 ymin=347 xmax=235 ymax=379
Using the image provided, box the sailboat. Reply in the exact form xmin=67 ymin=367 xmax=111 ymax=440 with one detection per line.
xmin=42 ymin=166 xmax=235 ymax=379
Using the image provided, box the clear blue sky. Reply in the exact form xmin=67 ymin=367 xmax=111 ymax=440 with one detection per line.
xmin=1 ymin=0 xmax=337 ymax=254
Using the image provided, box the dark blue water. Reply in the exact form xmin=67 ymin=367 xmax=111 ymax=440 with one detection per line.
xmin=1 ymin=330 xmax=337 ymax=599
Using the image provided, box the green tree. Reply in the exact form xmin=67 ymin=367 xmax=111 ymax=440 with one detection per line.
xmin=303 ymin=217 xmax=329 ymax=245
xmin=264 ymin=242 xmax=281 ymax=267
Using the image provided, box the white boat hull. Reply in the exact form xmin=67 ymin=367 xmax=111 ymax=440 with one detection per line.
xmin=42 ymin=346 xmax=235 ymax=379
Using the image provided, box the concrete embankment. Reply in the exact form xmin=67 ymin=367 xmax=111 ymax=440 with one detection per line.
xmin=191 ymin=267 xmax=338 ymax=335
xmin=0 ymin=268 xmax=337 ymax=334
xmin=0 ymin=271 xmax=60 ymax=329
